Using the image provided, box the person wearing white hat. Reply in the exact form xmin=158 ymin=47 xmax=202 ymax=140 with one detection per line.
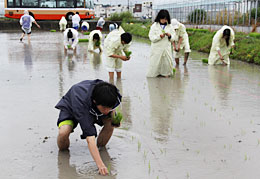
xmin=171 ymin=18 xmax=191 ymax=66
xmin=19 ymin=10 xmax=40 ymax=42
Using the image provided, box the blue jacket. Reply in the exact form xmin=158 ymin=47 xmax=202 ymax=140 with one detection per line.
xmin=55 ymin=79 xmax=121 ymax=139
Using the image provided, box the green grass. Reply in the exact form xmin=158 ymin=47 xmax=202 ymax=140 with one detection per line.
xmin=202 ymin=58 xmax=208 ymax=63
xmin=79 ymin=39 xmax=89 ymax=42
xmin=249 ymin=32 xmax=260 ymax=39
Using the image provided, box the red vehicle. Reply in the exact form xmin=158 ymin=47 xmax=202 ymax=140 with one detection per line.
xmin=4 ymin=0 xmax=95 ymax=20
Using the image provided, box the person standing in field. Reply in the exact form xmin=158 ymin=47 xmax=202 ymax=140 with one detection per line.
xmin=147 ymin=9 xmax=176 ymax=77
xmin=59 ymin=16 xmax=67 ymax=31
xmin=208 ymin=25 xmax=235 ymax=65
xmin=104 ymin=27 xmax=132 ymax=81
xmin=19 ymin=10 xmax=40 ymax=42
xmin=72 ymin=12 xmax=81 ymax=30
xmin=88 ymin=30 xmax=103 ymax=53
xmin=171 ymin=18 xmax=191 ymax=66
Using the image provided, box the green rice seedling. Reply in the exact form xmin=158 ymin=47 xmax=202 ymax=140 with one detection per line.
xmin=172 ymin=68 xmax=176 ymax=73
xmin=196 ymin=150 xmax=200 ymax=154
xmin=107 ymin=163 xmax=111 ymax=175
xmin=244 ymin=154 xmax=248 ymax=161
xmin=157 ymin=176 xmax=159 ymax=179
xmin=202 ymin=58 xmax=208 ymax=63
xmin=257 ymin=139 xmax=260 ymax=145
xmin=160 ymin=148 xmax=164 ymax=154
xmin=224 ymin=144 xmax=226 ymax=149
xmin=125 ymin=51 xmax=132 ymax=58
xmin=67 ymin=45 xmax=71 ymax=49
xmin=79 ymin=39 xmax=89 ymax=42
xmin=50 ymin=29 xmax=56 ymax=32
xmin=111 ymin=112 xmax=123 ymax=127
xmin=162 ymin=30 xmax=165 ymax=34
xmin=138 ymin=141 xmax=141 ymax=152
xmin=186 ymin=172 xmax=190 ymax=178
xmin=95 ymin=41 xmax=101 ymax=46
xmin=148 ymin=161 xmax=151 ymax=173
xmin=83 ymin=32 xmax=90 ymax=35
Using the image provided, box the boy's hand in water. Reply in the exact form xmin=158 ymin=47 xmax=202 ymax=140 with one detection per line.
xmin=98 ymin=165 xmax=108 ymax=176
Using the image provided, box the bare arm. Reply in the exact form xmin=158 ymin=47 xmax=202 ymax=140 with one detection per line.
xmin=109 ymin=54 xmax=129 ymax=61
xmin=177 ymin=37 xmax=183 ymax=50
xmin=33 ymin=21 xmax=41 ymax=28
xmin=86 ymin=136 xmax=108 ymax=176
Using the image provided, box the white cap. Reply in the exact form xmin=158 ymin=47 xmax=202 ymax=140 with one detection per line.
xmin=24 ymin=10 xmax=29 ymax=15
xmin=171 ymin=18 xmax=180 ymax=29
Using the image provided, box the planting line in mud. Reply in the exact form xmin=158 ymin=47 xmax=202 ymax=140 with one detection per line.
xmin=213 ymin=79 xmax=260 ymax=100
xmin=214 ymin=68 xmax=260 ymax=86
xmin=140 ymin=136 xmax=169 ymax=179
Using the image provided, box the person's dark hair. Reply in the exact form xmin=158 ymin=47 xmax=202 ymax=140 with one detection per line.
xmin=121 ymin=32 xmax=132 ymax=44
xmin=93 ymin=33 xmax=100 ymax=41
xmin=67 ymin=29 xmax=73 ymax=39
xmin=92 ymin=82 xmax=119 ymax=107
xmin=223 ymin=28 xmax=231 ymax=46
xmin=155 ymin=9 xmax=171 ymax=24
xmin=76 ymin=12 xmax=79 ymax=15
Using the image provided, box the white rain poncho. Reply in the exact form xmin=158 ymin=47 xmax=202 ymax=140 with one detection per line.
xmin=88 ymin=30 xmax=103 ymax=52
xmin=147 ymin=22 xmax=176 ymax=77
xmin=63 ymin=28 xmax=79 ymax=49
xmin=72 ymin=14 xmax=81 ymax=28
xmin=171 ymin=19 xmax=191 ymax=58
xmin=59 ymin=16 xmax=67 ymax=31
xmin=97 ymin=17 xmax=105 ymax=28
xmin=208 ymin=25 xmax=235 ymax=65
xmin=104 ymin=26 xmax=130 ymax=72
xmin=81 ymin=21 xmax=89 ymax=31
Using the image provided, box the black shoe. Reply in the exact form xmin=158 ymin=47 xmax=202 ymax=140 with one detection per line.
xmin=20 ymin=38 xmax=22 ymax=42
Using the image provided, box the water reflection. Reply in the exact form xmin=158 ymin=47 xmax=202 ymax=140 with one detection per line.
xmin=208 ymin=65 xmax=232 ymax=105
xmin=89 ymin=51 xmax=102 ymax=70
xmin=114 ymin=79 xmax=132 ymax=129
xmin=23 ymin=43 xmax=33 ymax=71
xmin=147 ymin=67 xmax=189 ymax=141
xmin=57 ymin=150 xmax=80 ymax=179
xmin=147 ymin=77 xmax=175 ymax=141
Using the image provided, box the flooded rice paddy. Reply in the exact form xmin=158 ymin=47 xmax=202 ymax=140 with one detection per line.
xmin=0 ymin=31 xmax=260 ymax=179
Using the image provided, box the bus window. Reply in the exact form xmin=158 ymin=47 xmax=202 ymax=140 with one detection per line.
xmin=22 ymin=0 xmax=39 ymax=7
xmin=77 ymin=0 xmax=84 ymax=8
xmin=7 ymin=0 xmax=14 ymax=7
xmin=57 ymin=0 xmax=74 ymax=8
xmin=15 ymin=0 xmax=20 ymax=7
xmin=86 ymin=0 xmax=94 ymax=9
xmin=40 ymin=0 xmax=56 ymax=8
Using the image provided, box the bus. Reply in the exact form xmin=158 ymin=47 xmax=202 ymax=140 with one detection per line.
xmin=4 ymin=0 xmax=95 ymax=20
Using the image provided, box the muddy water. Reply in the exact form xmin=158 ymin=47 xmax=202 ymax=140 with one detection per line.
xmin=0 ymin=31 xmax=260 ymax=179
